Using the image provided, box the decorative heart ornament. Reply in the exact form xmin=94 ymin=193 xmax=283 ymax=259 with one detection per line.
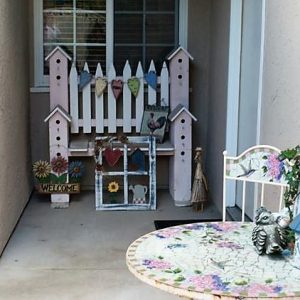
xmin=144 ymin=71 xmax=157 ymax=91
xmin=79 ymin=70 xmax=93 ymax=90
xmin=111 ymin=80 xmax=123 ymax=100
xmin=95 ymin=78 xmax=107 ymax=97
xmin=104 ymin=148 xmax=122 ymax=167
xmin=127 ymin=77 xmax=140 ymax=97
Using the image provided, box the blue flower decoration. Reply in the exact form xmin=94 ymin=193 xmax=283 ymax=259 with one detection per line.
xmin=68 ymin=161 xmax=84 ymax=181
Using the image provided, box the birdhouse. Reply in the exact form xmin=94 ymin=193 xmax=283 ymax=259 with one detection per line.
xmin=168 ymin=104 xmax=197 ymax=206
xmin=44 ymin=105 xmax=72 ymax=207
xmin=167 ymin=46 xmax=194 ymax=110
xmin=45 ymin=46 xmax=71 ymax=111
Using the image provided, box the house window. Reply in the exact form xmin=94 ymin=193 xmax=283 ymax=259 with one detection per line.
xmin=34 ymin=0 xmax=187 ymax=86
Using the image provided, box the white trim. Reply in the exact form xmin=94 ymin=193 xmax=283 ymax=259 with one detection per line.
xmin=256 ymin=0 xmax=266 ymax=144
xmin=106 ymin=0 xmax=113 ymax=72
xmin=44 ymin=105 xmax=72 ymax=123
xmin=225 ymin=0 xmax=243 ymax=207
xmin=167 ymin=46 xmax=193 ymax=61
xmin=179 ymin=0 xmax=188 ymax=48
xmin=34 ymin=0 xmax=48 ymax=86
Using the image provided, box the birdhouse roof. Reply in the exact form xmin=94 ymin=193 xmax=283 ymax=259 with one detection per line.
xmin=167 ymin=46 xmax=194 ymax=61
xmin=45 ymin=46 xmax=72 ymax=62
xmin=168 ymin=104 xmax=197 ymax=122
xmin=44 ymin=105 xmax=72 ymax=123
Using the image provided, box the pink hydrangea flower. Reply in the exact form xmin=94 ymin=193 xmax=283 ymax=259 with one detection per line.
xmin=142 ymin=259 xmax=172 ymax=270
xmin=266 ymin=153 xmax=284 ymax=181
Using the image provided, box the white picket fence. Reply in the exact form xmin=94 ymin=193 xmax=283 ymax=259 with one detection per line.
xmin=69 ymin=60 xmax=169 ymax=134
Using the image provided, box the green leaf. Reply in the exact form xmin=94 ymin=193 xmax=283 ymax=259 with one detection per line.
xmin=265 ymin=278 xmax=273 ymax=284
xmin=57 ymin=173 xmax=67 ymax=184
xmin=50 ymin=173 xmax=59 ymax=183
xmin=194 ymin=270 xmax=202 ymax=274
xmin=173 ymin=268 xmax=182 ymax=274
xmin=174 ymin=275 xmax=185 ymax=282
xmin=262 ymin=155 xmax=268 ymax=159
xmin=158 ymin=256 xmax=164 ymax=260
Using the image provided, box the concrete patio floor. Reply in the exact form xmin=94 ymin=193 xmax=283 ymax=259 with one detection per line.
xmin=0 ymin=191 xmax=220 ymax=299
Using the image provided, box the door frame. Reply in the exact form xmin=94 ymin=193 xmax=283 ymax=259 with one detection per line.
xmin=225 ymin=0 xmax=266 ymax=206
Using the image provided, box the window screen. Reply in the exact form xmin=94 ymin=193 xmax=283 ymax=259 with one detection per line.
xmin=114 ymin=0 xmax=178 ymax=73
xmin=42 ymin=0 xmax=178 ymax=76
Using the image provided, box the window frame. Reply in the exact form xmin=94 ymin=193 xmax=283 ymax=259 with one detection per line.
xmin=33 ymin=0 xmax=188 ymax=87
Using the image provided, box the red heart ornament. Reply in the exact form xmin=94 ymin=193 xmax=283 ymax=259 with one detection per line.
xmin=104 ymin=148 xmax=122 ymax=167
xmin=111 ymin=80 xmax=123 ymax=100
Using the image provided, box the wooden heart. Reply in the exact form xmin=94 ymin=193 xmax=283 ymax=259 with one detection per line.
xmin=95 ymin=78 xmax=107 ymax=97
xmin=104 ymin=148 xmax=122 ymax=167
xmin=111 ymin=80 xmax=123 ymax=100
xmin=144 ymin=71 xmax=157 ymax=91
xmin=79 ymin=70 xmax=92 ymax=90
xmin=128 ymin=77 xmax=140 ymax=97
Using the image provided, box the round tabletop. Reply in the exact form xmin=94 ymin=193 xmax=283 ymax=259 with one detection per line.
xmin=126 ymin=222 xmax=300 ymax=299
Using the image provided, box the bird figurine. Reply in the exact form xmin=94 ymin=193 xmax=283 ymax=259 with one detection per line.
xmin=147 ymin=113 xmax=166 ymax=134
xmin=238 ymin=159 xmax=257 ymax=177
xmin=252 ymin=207 xmax=288 ymax=255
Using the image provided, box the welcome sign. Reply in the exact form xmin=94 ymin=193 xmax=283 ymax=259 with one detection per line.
xmin=37 ymin=183 xmax=80 ymax=194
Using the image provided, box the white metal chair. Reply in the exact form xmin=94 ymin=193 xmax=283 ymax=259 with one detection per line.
xmin=223 ymin=145 xmax=289 ymax=222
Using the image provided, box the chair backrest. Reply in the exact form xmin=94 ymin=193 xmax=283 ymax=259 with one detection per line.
xmin=223 ymin=145 xmax=290 ymax=222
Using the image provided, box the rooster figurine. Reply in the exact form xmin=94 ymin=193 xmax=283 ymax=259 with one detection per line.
xmin=147 ymin=113 xmax=166 ymax=134
xmin=252 ymin=207 xmax=288 ymax=255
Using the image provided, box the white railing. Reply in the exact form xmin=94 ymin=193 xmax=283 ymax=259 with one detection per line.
xmin=69 ymin=60 xmax=169 ymax=134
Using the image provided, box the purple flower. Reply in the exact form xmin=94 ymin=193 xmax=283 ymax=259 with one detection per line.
xmin=142 ymin=259 xmax=172 ymax=270
xmin=265 ymin=153 xmax=284 ymax=181
xmin=217 ymin=241 xmax=243 ymax=250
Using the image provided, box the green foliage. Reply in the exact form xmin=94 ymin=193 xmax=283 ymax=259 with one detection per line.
xmin=279 ymin=146 xmax=300 ymax=219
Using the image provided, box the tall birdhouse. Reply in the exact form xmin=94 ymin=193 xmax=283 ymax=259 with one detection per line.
xmin=45 ymin=47 xmax=72 ymax=208
xmin=168 ymin=46 xmax=194 ymax=110
xmin=169 ymin=104 xmax=197 ymax=206
xmin=45 ymin=46 xmax=71 ymax=111
xmin=44 ymin=105 xmax=72 ymax=208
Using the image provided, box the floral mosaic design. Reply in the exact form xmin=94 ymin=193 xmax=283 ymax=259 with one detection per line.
xmin=127 ymin=222 xmax=300 ymax=298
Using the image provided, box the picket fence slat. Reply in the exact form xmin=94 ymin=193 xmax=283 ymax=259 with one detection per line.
xmin=70 ymin=63 xmax=79 ymax=133
xmin=136 ymin=62 xmax=144 ymax=132
xmin=68 ymin=59 xmax=169 ymax=134
xmin=123 ymin=61 xmax=132 ymax=133
xmin=95 ymin=63 xmax=104 ymax=133
xmin=83 ymin=63 xmax=92 ymax=133
xmin=108 ymin=64 xmax=117 ymax=133
xmin=148 ymin=60 xmax=157 ymax=105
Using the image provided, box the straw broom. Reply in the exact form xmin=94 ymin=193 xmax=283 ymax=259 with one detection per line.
xmin=191 ymin=147 xmax=208 ymax=211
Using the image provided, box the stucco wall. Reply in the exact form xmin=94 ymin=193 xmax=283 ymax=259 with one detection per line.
xmin=0 ymin=0 xmax=31 ymax=254
xmin=205 ymin=0 xmax=230 ymax=214
xmin=260 ymin=1 xmax=300 ymax=148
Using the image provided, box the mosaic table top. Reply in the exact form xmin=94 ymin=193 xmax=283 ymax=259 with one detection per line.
xmin=126 ymin=222 xmax=300 ymax=299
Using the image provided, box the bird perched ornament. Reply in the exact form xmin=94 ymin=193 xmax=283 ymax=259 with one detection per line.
xmin=252 ymin=207 xmax=288 ymax=255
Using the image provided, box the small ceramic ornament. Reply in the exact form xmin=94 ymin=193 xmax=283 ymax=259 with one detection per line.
xmin=144 ymin=71 xmax=157 ymax=91
xmin=79 ymin=70 xmax=93 ymax=90
xmin=129 ymin=184 xmax=148 ymax=204
xmin=130 ymin=148 xmax=145 ymax=171
xmin=127 ymin=77 xmax=140 ymax=97
xmin=104 ymin=147 xmax=122 ymax=167
xmin=252 ymin=207 xmax=288 ymax=255
xmin=111 ymin=79 xmax=123 ymax=100
xmin=95 ymin=77 xmax=107 ymax=97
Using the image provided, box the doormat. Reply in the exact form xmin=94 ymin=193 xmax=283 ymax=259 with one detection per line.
xmin=154 ymin=219 xmax=221 ymax=230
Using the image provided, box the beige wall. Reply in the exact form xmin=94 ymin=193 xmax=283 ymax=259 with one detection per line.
xmin=0 ymin=0 xmax=31 ymax=254
xmin=205 ymin=0 xmax=230 ymax=214
xmin=260 ymin=1 xmax=300 ymax=148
